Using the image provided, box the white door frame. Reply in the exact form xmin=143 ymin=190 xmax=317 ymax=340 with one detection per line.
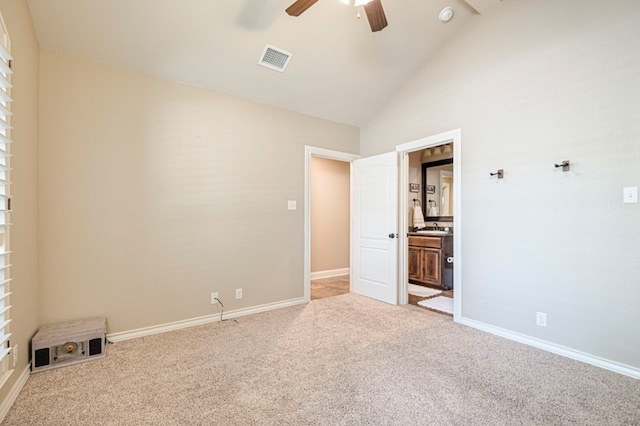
xmin=396 ymin=129 xmax=462 ymax=320
xmin=304 ymin=146 xmax=360 ymax=302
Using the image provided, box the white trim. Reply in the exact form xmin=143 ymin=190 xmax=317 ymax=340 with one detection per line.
xmin=396 ymin=129 xmax=462 ymax=321
xmin=0 ymin=365 xmax=30 ymax=423
xmin=108 ymin=297 xmax=306 ymax=342
xmin=459 ymin=317 xmax=640 ymax=380
xmin=310 ymin=268 xmax=350 ymax=280
xmin=304 ymin=146 xmax=359 ymax=303
xmin=398 ymin=152 xmax=409 ymax=305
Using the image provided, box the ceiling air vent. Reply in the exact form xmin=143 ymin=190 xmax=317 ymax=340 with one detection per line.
xmin=258 ymin=44 xmax=293 ymax=73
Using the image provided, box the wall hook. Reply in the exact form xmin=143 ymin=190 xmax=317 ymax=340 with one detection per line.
xmin=554 ymin=160 xmax=570 ymax=172
xmin=490 ymin=169 xmax=504 ymax=179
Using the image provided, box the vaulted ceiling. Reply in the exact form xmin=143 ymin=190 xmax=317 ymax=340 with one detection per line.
xmin=27 ymin=0 xmax=500 ymax=126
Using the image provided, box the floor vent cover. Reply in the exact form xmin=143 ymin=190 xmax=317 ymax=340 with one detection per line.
xmin=258 ymin=44 xmax=292 ymax=72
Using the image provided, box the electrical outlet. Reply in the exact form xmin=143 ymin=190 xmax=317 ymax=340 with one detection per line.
xmin=235 ymin=288 xmax=243 ymax=300
xmin=536 ymin=312 xmax=547 ymax=327
xmin=210 ymin=292 xmax=219 ymax=304
xmin=12 ymin=345 xmax=18 ymax=367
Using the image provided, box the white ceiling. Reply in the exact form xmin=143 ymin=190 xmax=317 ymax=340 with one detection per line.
xmin=27 ymin=0 xmax=498 ymax=127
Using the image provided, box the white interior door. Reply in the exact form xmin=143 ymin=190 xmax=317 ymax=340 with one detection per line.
xmin=351 ymin=152 xmax=398 ymax=304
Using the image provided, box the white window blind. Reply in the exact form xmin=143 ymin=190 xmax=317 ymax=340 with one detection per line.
xmin=0 ymin=14 xmax=12 ymax=369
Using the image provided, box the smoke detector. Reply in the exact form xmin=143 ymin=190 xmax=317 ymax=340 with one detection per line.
xmin=258 ymin=44 xmax=293 ymax=72
xmin=439 ymin=7 xmax=454 ymax=22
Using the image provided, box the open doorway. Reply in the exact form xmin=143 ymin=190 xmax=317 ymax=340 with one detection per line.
xmin=406 ymin=146 xmax=454 ymax=315
xmin=396 ymin=129 xmax=462 ymax=320
xmin=303 ymin=147 xmax=359 ymax=302
xmin=310 ymin=156 xmax=350 ymax=300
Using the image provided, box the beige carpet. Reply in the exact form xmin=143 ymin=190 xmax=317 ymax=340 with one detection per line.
xmin=3 ymin=294 xmax=639 ymax=425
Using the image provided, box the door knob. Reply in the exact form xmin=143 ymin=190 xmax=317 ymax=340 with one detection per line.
xmin=388 ymin=233 xmax=398 ymax=238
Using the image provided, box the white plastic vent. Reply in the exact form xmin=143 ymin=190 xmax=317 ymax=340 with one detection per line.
xmin=258 ymin=44 xmax=292 ymax=72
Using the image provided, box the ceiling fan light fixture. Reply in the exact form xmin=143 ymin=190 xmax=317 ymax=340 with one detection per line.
xmin=286 ymin=0 xmax=387 ymax=32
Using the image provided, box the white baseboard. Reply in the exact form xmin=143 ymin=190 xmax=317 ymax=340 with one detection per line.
xmin=0 ymin=365 xmax=30 ymax=423
xmin=310 ymin=268 xmax=349 ymax=280
xmin=457 ymin=317 xmax=640 ymax=380
xmin=108 ymin=297 xmax=307 ymax=342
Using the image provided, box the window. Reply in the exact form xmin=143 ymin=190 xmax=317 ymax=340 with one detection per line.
xmin=0 ymin=11 xmax=12 ymax=382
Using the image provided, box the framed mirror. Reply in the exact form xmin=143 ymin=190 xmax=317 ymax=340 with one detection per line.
xmin=421 ymin=158 xmax=453 ymax=221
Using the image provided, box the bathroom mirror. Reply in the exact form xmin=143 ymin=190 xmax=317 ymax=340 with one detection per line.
xmin=421 ymin=158 xmax=453 ymax=221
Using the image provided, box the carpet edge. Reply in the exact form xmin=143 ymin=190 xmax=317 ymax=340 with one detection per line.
xmin=108 ymin=297 xmax=307 ymax=342
xmin=0 ymin=364 xmax=30 ymax=423
xmin=458 ymin=317 xmax=640 ymax=380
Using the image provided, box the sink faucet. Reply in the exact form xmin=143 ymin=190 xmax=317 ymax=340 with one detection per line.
xmin=433 ymin=222 xmax=439 ymax=231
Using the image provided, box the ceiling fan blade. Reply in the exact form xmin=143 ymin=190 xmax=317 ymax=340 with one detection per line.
xmin=364 ymin=0 xmax=388 ymax=32
xmin=286 ymin=0 xmax=320 ymax=17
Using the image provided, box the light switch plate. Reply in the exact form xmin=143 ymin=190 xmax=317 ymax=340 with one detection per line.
xmin=623 ymin=186 xmax=638 ymax=204
xmin=288 ymin=200 xmax=297 ymax=210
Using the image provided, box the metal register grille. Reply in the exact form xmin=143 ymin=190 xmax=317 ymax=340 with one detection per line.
xmin=258 ymin=45 xmax=293 ymax=73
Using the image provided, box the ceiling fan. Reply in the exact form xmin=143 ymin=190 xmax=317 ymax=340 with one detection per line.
xmin=286 ymin=0 xmax=388 ymax=32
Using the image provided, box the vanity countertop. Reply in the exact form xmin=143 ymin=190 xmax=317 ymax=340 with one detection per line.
xmin=408 ymin=231 xmax=453 ymax=237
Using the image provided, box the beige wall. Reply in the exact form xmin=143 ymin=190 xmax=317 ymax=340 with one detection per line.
xmin=38 ymin=50 xmax=359 ymax=333
xmin=310 ymin=157 xmax=350 ymax=274
xmin=0 ymin=0 xmax=39 ymax=402
xmin=407 ymin=151 xmax=421 ymax=228
xmin=361 ymin=0 xmax=640 ymax=368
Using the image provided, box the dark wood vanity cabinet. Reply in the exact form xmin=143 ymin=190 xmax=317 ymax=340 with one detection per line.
xmin=408 ymin=246 xmax=440 ymax=284
xmin=408 ymin=235 xmax=452 ymax=289
xmin=408 ymin=246 xmax=422 ymax=281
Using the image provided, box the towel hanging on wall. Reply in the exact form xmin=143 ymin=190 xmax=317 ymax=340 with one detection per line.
xmin=413 ymin=206 xmax=426 ymax=229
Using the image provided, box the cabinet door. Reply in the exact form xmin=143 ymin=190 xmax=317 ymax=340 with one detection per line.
xmin=421 ymin=248 xmax=441 ymax=285
xmin=408 ymin=246 xmax=422 ymax=281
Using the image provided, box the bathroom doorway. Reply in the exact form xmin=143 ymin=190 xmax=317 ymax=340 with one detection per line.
xmin=396 ymin=129 xmax=462 ymax=320
xmin=406 ymin=145 xmax=454 ymax=315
